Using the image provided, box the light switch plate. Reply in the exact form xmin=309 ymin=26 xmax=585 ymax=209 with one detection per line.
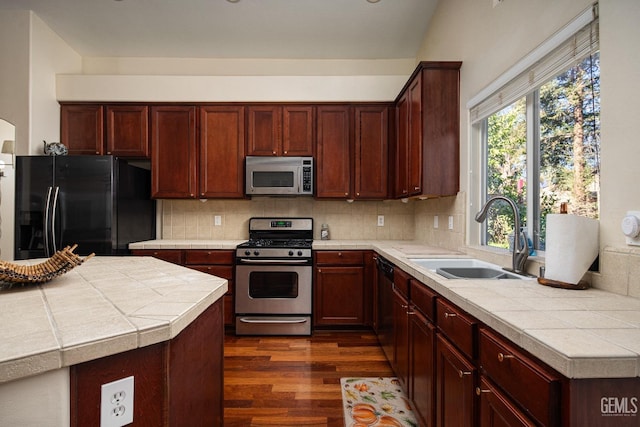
xmin=448 ymin=216 xmax=454 ymax=230
xmin=214 ymin=215 xmax=222 ymax=226
xmin=433 ymin=215 xmax=439 ymax=229
xmin=101 ymin=376 xmax=134 ymax=427
xmin=377 ymin=215 xmax=384 ymax=227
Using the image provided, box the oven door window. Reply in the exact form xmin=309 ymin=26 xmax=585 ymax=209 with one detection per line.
xmin=249 ymin=271 xmax=298 ymax=298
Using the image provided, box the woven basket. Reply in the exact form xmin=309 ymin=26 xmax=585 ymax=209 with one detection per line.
xmin=0 ymin=244 xmax=94 ymax=287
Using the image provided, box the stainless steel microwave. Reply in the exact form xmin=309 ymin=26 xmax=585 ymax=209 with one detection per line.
xmin=245 ymin=156 xmax=314 ymax=196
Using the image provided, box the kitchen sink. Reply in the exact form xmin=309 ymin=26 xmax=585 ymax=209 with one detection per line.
xmin=408 ymin=258 xmax=530 ymax=280
xmin=436 ymin=267 xmax=525 ymax=280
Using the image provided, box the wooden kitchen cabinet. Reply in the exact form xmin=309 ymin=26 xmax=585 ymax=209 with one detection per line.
xmin=394 ymin=62 xmax=461 ymax=198
xmin=314 ymin=251 xmax=366 ymax=326
xmin=478 ymin=327 xmax=562 ymax=427
xmin=435 ymin=333 xmax=476 ymax=427
xmin=316 ymin=105 xmax=352 ymax=198
xmin=354 ymin=105 xmax=390 ymax=199
xmin=61 ymin=103 xmax=150 ymax=157
xmin=477 ymin=376 xmax=537 ymax=427
xmin=409 ymin=280 xmax=438 ymax=427
xmin=246 ymin=105 xmax=314 ymax=156
xmin=200 ymin=106 xmax=246 ymax=198
xmin=131 ymin=249 xmax=184 ymax=265
xmin=60 ymin=104 xmax=104 ymax=155
xmin=392 ymin=268 xmax=411 ymax=389
xmin=150 ymin=105 xmax=198 ymax=198
xmin=106 ymin=105 xmax=149 ymax=157
xmin=184 ymin=249 xmax=236 ymax=327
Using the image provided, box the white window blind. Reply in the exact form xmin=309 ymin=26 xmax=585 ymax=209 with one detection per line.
xmin=469 ymin=3 xmax=599 ymax=124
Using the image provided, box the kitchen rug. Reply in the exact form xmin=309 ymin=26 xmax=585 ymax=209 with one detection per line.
xmin=341 ymin=377 xmax=418 ymax=427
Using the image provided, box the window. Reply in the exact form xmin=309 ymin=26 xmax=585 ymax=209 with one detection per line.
xmin=471 ymin=5 xmax=599 ymax=252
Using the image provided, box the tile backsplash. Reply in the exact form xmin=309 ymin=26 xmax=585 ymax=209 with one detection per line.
xmin=160 ymin=194 xmax=466 ymax=248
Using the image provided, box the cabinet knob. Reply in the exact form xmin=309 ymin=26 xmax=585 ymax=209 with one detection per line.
xmin=96 ymin=151 xmax=100 ymax=155
xmin=345 ymin=192 xmax=349 ymax=196
xmin=476 ymin=387 xmax=490 ymax=396
xmin=414 ymin=186 xmax=420 ymax=191
xmin=444 ymin=312 xmax=457 ymax=318
xmin=284 ymin=150 xmax=288 ymax=154
xmin=458 ymin=370 xmax=472 ymax=378
xmin=497 ymin=352 xmax=515 ymax=363
xmin=272 ymin=151 xmax=277 ymax=155
xmin=356 ymin=192 xmax=360 ymax=196
xmin=338 ymin=252 xmax=342 ymax=257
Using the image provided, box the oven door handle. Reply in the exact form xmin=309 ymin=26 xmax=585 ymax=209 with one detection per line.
xmin=238 ymin=259 xmax=310 ymax=264
xmin=239 ymin=317 xmax=309 ymax=324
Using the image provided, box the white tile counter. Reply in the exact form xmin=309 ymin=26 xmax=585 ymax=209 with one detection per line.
xmin=0 ymin=256 xmax=227 ymax=384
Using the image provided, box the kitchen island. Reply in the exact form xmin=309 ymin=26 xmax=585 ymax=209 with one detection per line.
xmin=0 ymin=256 xmax=227 ymax=426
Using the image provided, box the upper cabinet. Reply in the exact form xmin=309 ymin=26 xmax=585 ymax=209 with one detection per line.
xmin=246 ymin=105 xmax=314 ymax=156
xmin=61 ymin=103 xmax=150 ymax=157
xmin=316 ymin=104 xmax=391 ymax=200
xmin=60 ymin=104 xmax=104 ymax=155
xmin=394 ymin=62 xmax=461 ymax=198
xmin=199 ymin=106 xmax=245 ymax=198
xmin=150 ymin=105 xmax=198 ymax=198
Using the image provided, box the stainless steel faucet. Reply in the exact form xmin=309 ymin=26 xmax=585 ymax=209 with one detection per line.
xmin=475 ymin=195 xmax=529 ymax=275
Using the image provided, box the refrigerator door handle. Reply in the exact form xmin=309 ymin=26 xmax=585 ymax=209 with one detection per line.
xmin=50 ymin=186 xmax=60 ymax=254
xmin=44 ymin=186 xmax=53 ymax=257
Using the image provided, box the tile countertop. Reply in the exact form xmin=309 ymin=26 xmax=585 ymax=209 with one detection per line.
xmin=0 ymin=256 xmax=227 ymax=384
xmin=131 ymin=239 xmax=640 ymax=379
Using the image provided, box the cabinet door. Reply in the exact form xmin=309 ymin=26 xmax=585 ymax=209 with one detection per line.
xmin=392 ymin=288 xmax=410 ymax=391
xmin=314 ymin=266 xmax=364 ymax=326
xmin=435 ymin=334 xmax=476 ymax=427
xmin=200 ymin=106 xmax=245 ymax=198
xmin=60 ymin=104 xmax=104 ymax=155
xmin=106 ymin=105 xmax=149 ymax=157
xmin=394 ymin=92 xmax=410 ymax=197
xmin=282 ymin=105 xmax=314 ymax=156
xmin=407 ymin=76 xmax=423 ymax=196
xmin=247 ymin=105 xmax=282 ymax=156
xmin=410 ymin=310 xmax=436 ymax=427
xmin=150 ymin=106 xmax=197 ymax=198
xmin=316 ymin=105 xmax=351 ymax=198
xmin=478 ymin=376 xmax=536 ymax=427
xmin=354 ymin=105 xmax=389 ymax=199
xmin=131 ymin=249 xmax=184 ymax=265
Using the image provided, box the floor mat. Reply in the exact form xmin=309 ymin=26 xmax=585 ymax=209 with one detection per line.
xmin=341 ymin=377 xmax=419 ymax=427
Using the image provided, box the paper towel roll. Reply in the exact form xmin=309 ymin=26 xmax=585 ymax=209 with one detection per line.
xmin=544 ymin=214 xmax=599 ymax=285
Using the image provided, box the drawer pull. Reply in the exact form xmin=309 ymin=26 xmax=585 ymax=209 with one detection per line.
xmin=498 ymin=352 xmax=515 ymax=362
xmin=402 ymin=304 xmax=409 ymax=309
xmin=458 ymin=370 xmax=472 ymax=378
xmin=476 ymin=387 xmax=490 ymax=396
xmin=444 ymin=312 xmax=457 ymax=318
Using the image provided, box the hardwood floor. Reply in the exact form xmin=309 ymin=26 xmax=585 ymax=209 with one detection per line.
xmin=224 ymin=331 xmax=393 ymax=427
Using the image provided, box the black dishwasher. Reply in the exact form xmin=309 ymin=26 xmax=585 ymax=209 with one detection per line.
xmin=376 ymin=256 xmax=395 ymax=363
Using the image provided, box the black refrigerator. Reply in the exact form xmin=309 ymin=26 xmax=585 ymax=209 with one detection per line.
xmin=14 ymin=155 xmax=156 ymax=259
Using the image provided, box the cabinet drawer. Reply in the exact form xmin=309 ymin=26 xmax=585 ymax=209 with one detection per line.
xmin=436 ymin=299 xmax=477 ymax=359
xmin=410 ymin=279 xmax=436 ymax=321
xmin=393 ymin=268 xmax=411 ymax=300
xmin=479 ymin=328 xmax=562 ymax=427
xmin=184 ymin=250 xmax=234 ymax=265
xmin=315 ymin=251 xmax=364 ymax=265
xmin=132 ymin=249 xmax=183 ymax=265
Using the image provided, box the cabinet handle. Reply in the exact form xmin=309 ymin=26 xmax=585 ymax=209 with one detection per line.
xmin=458 ymin=370 xmax=472 ymax=378
xmin=401 ymin=304 xmax=409 ymax=309
xmin=498 ymin=352 xmax=515 ymax=363
xmin=407 ymin=310 xmax=415 ymax=315
xmin=476 ymin=387 xmax=490 ymax=396
xmin=414 ymin=186 xmax=420 ymax=191
xmin=444 ymin=312 xmax=457 ymax=318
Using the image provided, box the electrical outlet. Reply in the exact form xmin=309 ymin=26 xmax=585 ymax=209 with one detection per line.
xmin=101 ymin=376 xmax=134 ymax=427
xmin=214 ymin=215 xmax=222 ymax=226
xmin=433 ymin=216 xmax=439 ymax=229
xmin=377 ymin=215 xmax=384 ymax=227
xmin=448 ymin=216 xmax=454 ymax=230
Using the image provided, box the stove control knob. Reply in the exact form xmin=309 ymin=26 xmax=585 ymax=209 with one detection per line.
xmin=297 ymin=250 xmax=303 ymax=256
xmin=288 ymin=250 xmax=294 ymax=256
xmin=244 ymin=250 xmax=251 ymax=256
xmin=253 ymin=250 xmax=260 ymax=256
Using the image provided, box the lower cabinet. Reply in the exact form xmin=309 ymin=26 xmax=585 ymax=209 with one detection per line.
xmin=477 ymin=376 xmax=537 ymax=427
xmin=435 ymin=334 xmax=477 ymax=427
xmin=132 ymin=249 xmax=236 ymax=328
xmin=314 ymin=251 xmax=366 ymax=326
xmin=409 ymin=308 xmax=436 ymax=426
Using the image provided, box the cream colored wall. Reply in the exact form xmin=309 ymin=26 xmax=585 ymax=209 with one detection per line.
xmin=415 ymin=0 xmax=640 ymax=296
xmin=0 ymin=368 xmax=70 ymax=426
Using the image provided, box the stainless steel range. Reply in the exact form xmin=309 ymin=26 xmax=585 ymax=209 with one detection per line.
xmin=235 ymin=217 xmax=313 ymax=335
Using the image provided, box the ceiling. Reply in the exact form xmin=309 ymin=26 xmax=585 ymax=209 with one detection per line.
xmin=0 ymin=0 xmax=438 ymax=59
